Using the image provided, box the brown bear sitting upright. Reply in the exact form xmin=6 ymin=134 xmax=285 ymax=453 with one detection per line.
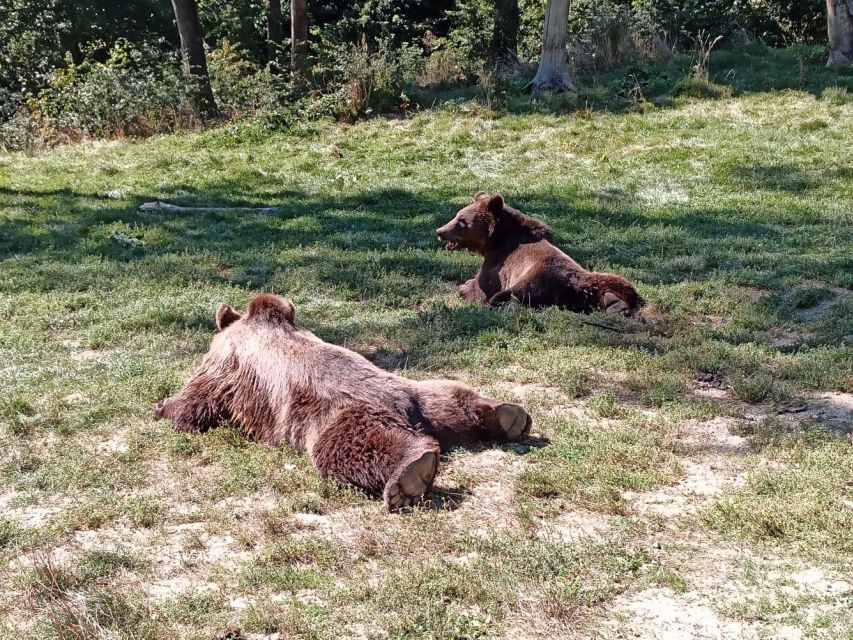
xmin=154 ymin=294 xmax=532 ymax=510
xmin=436 ymin=192 xmax=643 ymax=314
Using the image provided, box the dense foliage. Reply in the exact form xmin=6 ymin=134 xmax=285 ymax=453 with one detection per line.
xmin=0 ymin=0 xmax=837 ymax=150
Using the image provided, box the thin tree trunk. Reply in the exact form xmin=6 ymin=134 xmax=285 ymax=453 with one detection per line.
xmin=58 ymin=33 xmax=83 ymax=66
xmin=266 ymin=0 xmax=283 ymax=67
xmin=291 ymin=0 xmax=309 ymax=78
xmin=170 ymin=0 xmax=218 ymax=118
xmin=826 ymin=0 xmax=853 ymax=67
xmin=489 ymin=0 xmax=519 ymax=68
xmin=532 ymin=0 xmax=575 ymax=93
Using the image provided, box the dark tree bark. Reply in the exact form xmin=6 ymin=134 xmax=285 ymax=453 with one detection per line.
xmin=489 ymin=0 xmax=519 ymax=68
xmin=266 ymin=0 xmax=284 ymax=67
xmin=532 ymin=0 xmax=575 ymax=94
xmin=58 ymin=33 xmax=83 ymax=66
xmin=291 ymin=0 xmax=309 ymax=78
xmin=170 ymin=0 xmax=218 ymax=118
xmin=826 ymin=0 xmax=853 ymax=66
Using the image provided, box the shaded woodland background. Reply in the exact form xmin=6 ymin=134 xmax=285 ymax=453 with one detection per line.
xmin=1 ymin=0 xmax=848 ymax=151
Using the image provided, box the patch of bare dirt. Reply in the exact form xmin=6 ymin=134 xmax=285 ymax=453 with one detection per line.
xmin=795 ymin=287 xmax=852 ymax=321
xmin=771 ymin=330 xmax=814 ymax=352
xmin=602 ymin=545 xmax=852 ymax=640
xmin=743 ymin=287 xmax=772 ymax=302
xmin=626 ymin=417 xmax=750 ymax=519
xmin=692 ymin=383 xmax=853 ymax=434
xmin=1 ymin=492 xmax=70 ymax=528
xmin=507 ymin=382 xmax=563 ymax=399
xmin=535 ymin=508 xmax=618 ymax=543
xmin=441 ymin=448 xmax=524 ymax=534
xmin=70 ymin=348 xmax=115 ymax=362
xmin=606 ymin=587 xmax=757 ymax=639
xmin=803 ymin=392 xmax=853 ymax=433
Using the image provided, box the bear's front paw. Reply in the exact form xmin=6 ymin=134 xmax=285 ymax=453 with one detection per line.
xmin=384 ymin=451 xmax=438 ymax=512
xmin=495 ymin=403 xmax=532 ymax=440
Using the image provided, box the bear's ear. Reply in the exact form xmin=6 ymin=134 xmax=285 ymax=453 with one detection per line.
xmin=474 ymin=191 xmax=490 ymax=201
xmin=486 ymin=194 xmax=504 ymax=216
xmin=246 ymin=294 xmax=296 ymax=326
xmin=215 ymin=304 xmax=242 ymax=331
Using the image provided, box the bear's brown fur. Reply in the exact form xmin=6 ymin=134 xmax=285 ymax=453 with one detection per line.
xmin=436 ymin=192 xmax=643 ymax=314
xmin=155 ymin=294 xmax=532 ymax=510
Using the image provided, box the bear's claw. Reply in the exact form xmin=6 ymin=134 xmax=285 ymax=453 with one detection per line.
xmin=496 ymin=403 xmax=532 ymax=440
xmin=385 ymin=451 xmax=438 ymax=512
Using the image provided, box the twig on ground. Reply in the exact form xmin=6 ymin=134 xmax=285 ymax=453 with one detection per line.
xmin=578 ymin=319 xmax=622 ymax=332
xmin=137 ymin=200 xmax=279 ymax=213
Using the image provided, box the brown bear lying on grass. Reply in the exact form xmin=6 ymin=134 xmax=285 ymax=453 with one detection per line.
xmin=437 ymin=192 xmax=643 ymax=314
xmin=154 ymin=294 xmax=532 ymax=510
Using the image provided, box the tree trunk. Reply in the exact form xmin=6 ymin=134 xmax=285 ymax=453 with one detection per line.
xmin=532 ymin=0 xmax=575 ymax=93
xmin=489 ymin=0 xmax=519 ymax=68
xmin=58 ymin=33 xmax=83 ymax=66
xmin=826 ymin=0 xmax=853 ymax=66
xmin=170 ymin=0 xmax=218 ymax=118
xmin=291 ymin=0 xmax=309 ymax=78
xmin=266 ymin=0 xmax=283 ymax=67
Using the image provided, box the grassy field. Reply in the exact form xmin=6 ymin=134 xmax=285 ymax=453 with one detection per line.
xmin=1 ymin=47 xmax=852 ymax=639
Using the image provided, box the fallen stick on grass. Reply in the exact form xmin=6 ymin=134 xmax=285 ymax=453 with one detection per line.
xmin=138 ymin=200 xmax=279 ymax=213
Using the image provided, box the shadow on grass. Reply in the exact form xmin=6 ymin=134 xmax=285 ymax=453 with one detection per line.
xmin=2 ymin=184 xmax=849 ymax=360
xmin=1 ymin=182 xmax=829 ymax=271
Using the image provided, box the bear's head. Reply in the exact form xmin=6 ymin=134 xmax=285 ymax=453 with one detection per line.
xmin=436 ymin=192 xmax=551 ymax=254
xmin=214 ymin=293 xmax=296 ymax=333
xmin=154 ymin=293 xmax=299 ymax=434
xmin=436 ymin=192 xmax=505 ymax=253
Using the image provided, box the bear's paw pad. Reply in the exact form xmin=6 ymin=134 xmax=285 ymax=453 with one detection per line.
xmin=496 ymin=403 xmax=532 ymax=440
xmin=385 ymin=451 xmax=437 ymax=512
xmin=602 ymin=292 xmax=630 ymax=314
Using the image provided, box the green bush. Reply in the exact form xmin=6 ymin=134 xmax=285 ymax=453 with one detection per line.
xmin=320 ymin=37 xmax=417 ymax=117
xmin=633 ymin=0 xmax=826 ymax=50
xmin=31 ymin=40 xmax=200 ymax=140
xmin=570 ymin=0 xmax=637 ymax=70
xmin=207 ymin=41 xmax=291 ymax=119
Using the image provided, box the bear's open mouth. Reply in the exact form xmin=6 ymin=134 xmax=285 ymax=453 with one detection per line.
xmin=445 ymin=241 xmax=461 ymax=251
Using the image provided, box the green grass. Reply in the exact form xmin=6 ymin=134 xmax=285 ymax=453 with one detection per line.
xmin=1 ymin=46 xmax=851 ymax=639
xmin=702 ymin=435 xmax=853 ymax=556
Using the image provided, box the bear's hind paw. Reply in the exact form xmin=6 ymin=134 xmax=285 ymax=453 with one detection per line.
xmin=602 ymin=292 xmax=630 ymax=315
xmin=385 ymin=451 xmax=438 ymax=512
xmin=153 ymin=399 xmax=168 ymax=420
xmin=496 ymin=403 xmax=532 ymax=440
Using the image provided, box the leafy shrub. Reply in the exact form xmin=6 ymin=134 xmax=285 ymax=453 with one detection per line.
xmin=207 ymin=41 xmax=290 ymax=119
xmin=323 ymin=37 xmax=416 ymax=117
xmin=445 ymin=0 xmax=495 ymax=71
xmin=730 ymin=371 xmax=790 ymax=403
xmin=0 ymin=106 xmax=57 ymax=152
xmin=570 ymin=0 xmax=637 ymax=70
xmin=823 ymin=86 xmax=853 ymax=105
xmin=418 ymin=33 xmax=471 ymax=87
xmin=31 ymin=40 xmax=201 ymax=140
xmin=633 ymin=0 xmax=825 ymax=50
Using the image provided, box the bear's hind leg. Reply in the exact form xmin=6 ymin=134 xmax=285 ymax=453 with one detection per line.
xmin=415 ymin=381 xmax=532 ymax=445
xmin=310 ymin=404 xmax=440 ymax=511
